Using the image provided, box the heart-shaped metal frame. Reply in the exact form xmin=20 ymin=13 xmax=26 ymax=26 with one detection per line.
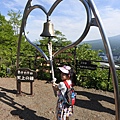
xmin=19 ymin=0 xmax=92 ymax=61
xmin=16 ymin=0 xmax=120 ymax=119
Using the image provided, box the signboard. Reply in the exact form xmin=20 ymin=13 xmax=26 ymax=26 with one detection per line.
xmin=15 ymin=68 xmax=37 ymax=82
xmin=77 ymin=60 xmax=97 ymax=70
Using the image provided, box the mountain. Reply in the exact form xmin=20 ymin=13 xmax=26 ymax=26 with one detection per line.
xmin=81 ymin=35 xmax=120 ymax=55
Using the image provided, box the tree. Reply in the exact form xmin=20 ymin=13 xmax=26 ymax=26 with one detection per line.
xmin=7 ymin=10 xmax=22 ymax=35
xmin=0 ymin=13 xmax=16 ymax=76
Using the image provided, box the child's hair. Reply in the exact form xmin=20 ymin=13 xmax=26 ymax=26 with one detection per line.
xmin=58 ymin=65 xmax=76 ymax=85
xmin=69 ymin=68 xmax=76 ymax=86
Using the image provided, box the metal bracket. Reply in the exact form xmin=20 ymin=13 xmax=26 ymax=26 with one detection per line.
xmin=90 ymin=18 xmax=98 ymax=27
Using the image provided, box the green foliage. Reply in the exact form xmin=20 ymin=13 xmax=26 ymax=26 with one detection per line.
xmin=76 ymin=63 xmax=114 ymax=91
xmin=76 ymin=43 xmax=101 ymax=61
xmin=75 ymin=43 xmax=115 ymax=91
xmin=7 ymin=10 xmax=22 ymax=35
xmin=0 ymin=13 xmax=17 ymax=77
xmin=0 ymin=64 xmax=6 ymax=77
xmin=0 ymin=10 xmax=119 ymax=92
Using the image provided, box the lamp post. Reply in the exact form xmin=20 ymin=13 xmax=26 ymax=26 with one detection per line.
xmin=17 ymin=0 xmax=120 ymax=119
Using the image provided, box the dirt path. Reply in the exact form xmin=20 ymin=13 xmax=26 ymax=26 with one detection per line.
xmin=0 ymin=78 xmax=115 ymax=120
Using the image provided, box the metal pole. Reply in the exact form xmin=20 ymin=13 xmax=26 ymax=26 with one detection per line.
xmin=89 ymin=0 xmax=120 ymax=119
xmin=16 ymin=0 xmax=32 ymax=69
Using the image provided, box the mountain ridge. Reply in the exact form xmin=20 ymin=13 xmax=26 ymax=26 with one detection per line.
xmin=82 ymin=35 xmax=120 ymax=55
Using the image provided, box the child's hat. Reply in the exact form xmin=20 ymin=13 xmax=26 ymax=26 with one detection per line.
xmin=58 ymin=65 xmax=71 ymax=74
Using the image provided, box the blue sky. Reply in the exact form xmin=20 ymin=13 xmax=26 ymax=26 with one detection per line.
xmin=0 ymin=0 xmax=120 ymax=42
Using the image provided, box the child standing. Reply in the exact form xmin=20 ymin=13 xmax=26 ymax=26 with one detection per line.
xmin=52 ymin=65 xmax=73 ymax=120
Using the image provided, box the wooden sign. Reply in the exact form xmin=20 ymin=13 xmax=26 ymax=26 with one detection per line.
xmin=15 ymin=68 xmax=37 ymax=82
xmin=15 ymin=68 xmax=37 ymax=95
xmin=77 ymin=60 xmax=97 ymax=70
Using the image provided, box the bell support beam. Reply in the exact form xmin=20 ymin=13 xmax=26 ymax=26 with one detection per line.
xmin=89 ymin=0 xmax=120 ymax=119
xmin=17 ymin=0 xmax=32 ymax=68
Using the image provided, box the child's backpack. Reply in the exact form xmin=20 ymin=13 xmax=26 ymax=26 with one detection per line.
xmin=64 ymin=80 xmax=76 ymax=106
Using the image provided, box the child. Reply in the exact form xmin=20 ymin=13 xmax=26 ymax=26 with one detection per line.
xmin=52 ymin=65 xmax=73 ymax=120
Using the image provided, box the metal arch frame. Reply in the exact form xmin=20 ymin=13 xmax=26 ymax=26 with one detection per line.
xmin=89 ymin=1 xmax=120 ymax=120
xmin=16 ymin=0 xmax=120 ymax=119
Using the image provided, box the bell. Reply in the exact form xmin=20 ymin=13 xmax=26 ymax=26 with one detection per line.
xmin=40 ymin=20 xmax=55 ymax=37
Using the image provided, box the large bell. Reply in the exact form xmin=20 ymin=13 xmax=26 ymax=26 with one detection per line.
xmin=40 ymin=20 xmax=55 ymax=37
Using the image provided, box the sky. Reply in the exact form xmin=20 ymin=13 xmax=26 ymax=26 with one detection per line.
xmin=0 ymin=0 xmax=120 ymax=42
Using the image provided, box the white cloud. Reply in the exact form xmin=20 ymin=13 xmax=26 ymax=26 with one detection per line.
xmin=23 ymin=1 xmax=120 ymax=42
xmin=1 ymin=0 xmax=120 ymax=42
xmin=80 ymin=4 xmax=120 ymax=41
xmin=41 ymin=0 xmax=55 ymax=4
xmin=25 ymin=13 xmax=46 ymax=41
xmin=3 ymin=1 xmax=16 ymax=10
xmin=99 ymin=6 xmax=120 ymax=37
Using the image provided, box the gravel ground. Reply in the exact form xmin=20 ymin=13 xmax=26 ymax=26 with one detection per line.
xmin=0 ymin=78 xmax=115 ymax=120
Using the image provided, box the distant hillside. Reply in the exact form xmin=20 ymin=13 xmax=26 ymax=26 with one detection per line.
xmin=81 ymin=35 xmax=120 ymax=55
